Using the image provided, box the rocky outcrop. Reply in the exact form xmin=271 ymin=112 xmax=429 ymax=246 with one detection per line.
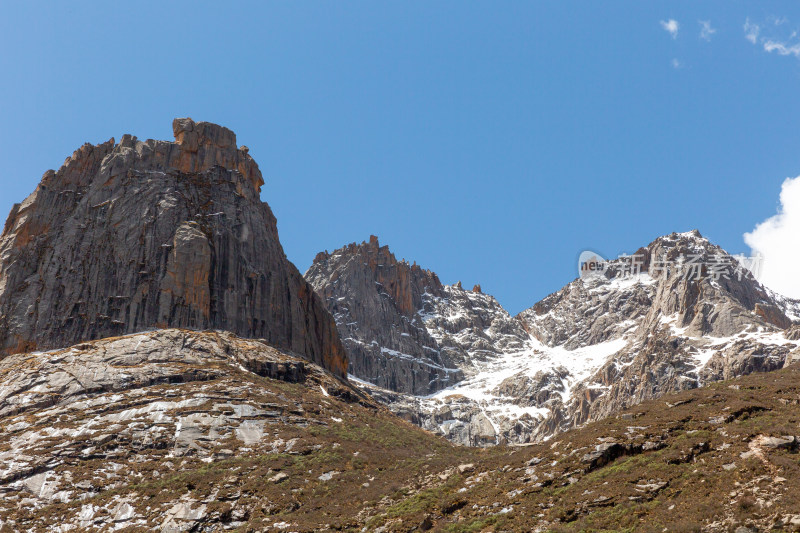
xmin=421 ymin=283 xmax=533 ymax=368
xmin=635 ymin=230 xmax=790 ymax=338
xmin=493 ymin=367 xmax=570 ymax=407
xmin=0 ymin=118 xmax=347 ymax=377
xmin=518 ymin=273 xmax=653 ymax=349
xmin=0 ymin=329 xmax=376 ymax=530
xmin=305 ymin=236 xmax=462 ymax=394
xmin=519 ymin=230 xmax=791 ymax=349
xmin=306 ymin=237 xmax=540 ymax=397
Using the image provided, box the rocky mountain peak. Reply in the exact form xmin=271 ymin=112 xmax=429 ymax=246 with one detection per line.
xmin=641 ymin=230 xmax=720 ymax=268
xmin=510 ymin=230 xmax=800 ymax=439
xmin=36 ymin=118 xmax=264 ymax=198
xmin=310 ymin=236 xmax=444 ymax=316
xmin=308 ymin=236 xmax=545 ymax=440
xmin=168 ymin=118 xmax=262 ymax=191
xmin=172 ymin=117 xmax=236 ymax=149
xmin=0 ymin=119 xmax=347 ymax=377
xmin=522 ymin=230 xmax=789 ymax=348
xmin=305 ymin=238 xmax=460 ymax=395
xmin=640 ymin=230 xmax=787 ymax=336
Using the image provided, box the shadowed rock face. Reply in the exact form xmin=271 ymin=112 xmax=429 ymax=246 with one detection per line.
xmin=0 ymin=118 xmax=347 ymax=378
xmin=305 ymin=236 xmax=464 ymax=395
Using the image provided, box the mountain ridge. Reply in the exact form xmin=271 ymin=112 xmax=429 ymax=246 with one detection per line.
xmin=305 ymin=235 xmax=464 ymax=395
xmin=307 ymin=230 xmax=800 ymax=445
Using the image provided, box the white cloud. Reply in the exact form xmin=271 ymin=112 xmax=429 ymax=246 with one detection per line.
xmin=661 ymin=19 xmax=679 ymax=39
xmin=763 ymin=39 xmax=800 ymax=58
xmin=744 ymin=16 xmax=800 ymax=59
xmin=769 ymin=15 xmax=788 ymax=26
xmin=699 ymin=20 xmax=716 ymax=41
xmin=744 ymin=176 xmax=800 ymax=298
xmin=671 ymin=58 xmax=682 ymax=69
xmin=744 ymin=18 xmax=760 ymax=44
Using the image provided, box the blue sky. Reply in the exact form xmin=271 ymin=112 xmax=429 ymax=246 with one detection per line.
xmin=2 ymin=2 xmax=800 ymax=313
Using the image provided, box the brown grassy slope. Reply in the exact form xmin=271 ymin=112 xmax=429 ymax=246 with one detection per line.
xmin=1 ymin=331 xmax=799 ymax=532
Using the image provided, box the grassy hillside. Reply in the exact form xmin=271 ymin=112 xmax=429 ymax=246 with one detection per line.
xmin=1 ymin=331 xmax=799 ymax=531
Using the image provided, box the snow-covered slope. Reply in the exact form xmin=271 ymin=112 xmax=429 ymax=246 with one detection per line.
xmin=420 ymin=284 xmax=532 ymax=369
xmin=309 ymin=231 xmax=800 ymax=446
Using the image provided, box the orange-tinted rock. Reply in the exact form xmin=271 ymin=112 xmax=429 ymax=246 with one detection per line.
xmin=306 ymin=237 xmax=463 ymax=394
xmin=0 ymin=119 xmax=347 ymax=378
xmin=159 ymin=223 xmax=212 ymax=322
xmin=755 ymin=302 xmax=792 ymax=330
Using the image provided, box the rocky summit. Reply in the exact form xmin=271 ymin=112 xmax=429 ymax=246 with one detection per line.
xmin=0 ymin=118 xmax=346 ymax=377
xmin=308 ymin=231 xmax=800 ymax=446
xmin=306 ymin=235 xmax=465 ymax=395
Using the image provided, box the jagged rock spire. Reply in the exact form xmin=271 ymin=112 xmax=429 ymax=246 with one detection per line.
xmin=0 ymin=119 xmax=347 ymax=377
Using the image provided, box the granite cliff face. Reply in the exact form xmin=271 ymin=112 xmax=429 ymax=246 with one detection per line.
xmin=0 ymin=118 xmax=347 ymax=377
xmin=305 ymin=236 xmax=463 ymax=395
xmin=308 ymin=231 xmax=800 ymax=445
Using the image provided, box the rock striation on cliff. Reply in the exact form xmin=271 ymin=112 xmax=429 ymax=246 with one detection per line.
xmin=305 ymin=236 xmax=464 ymax=395
xmin=0 ymin=118 xmax=347 ymax=377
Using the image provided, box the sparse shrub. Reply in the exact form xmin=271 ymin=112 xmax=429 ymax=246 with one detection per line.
xmin=737 ymin=495 xmax=757 ymax=511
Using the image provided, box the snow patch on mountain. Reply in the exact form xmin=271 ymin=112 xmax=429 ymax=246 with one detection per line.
xmin=419 ymin=336 xmax=629 ymax=428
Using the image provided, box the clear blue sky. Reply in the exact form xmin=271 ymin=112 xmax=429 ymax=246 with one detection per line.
xmin=2 ymin=2 xmax=800 ymax=313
